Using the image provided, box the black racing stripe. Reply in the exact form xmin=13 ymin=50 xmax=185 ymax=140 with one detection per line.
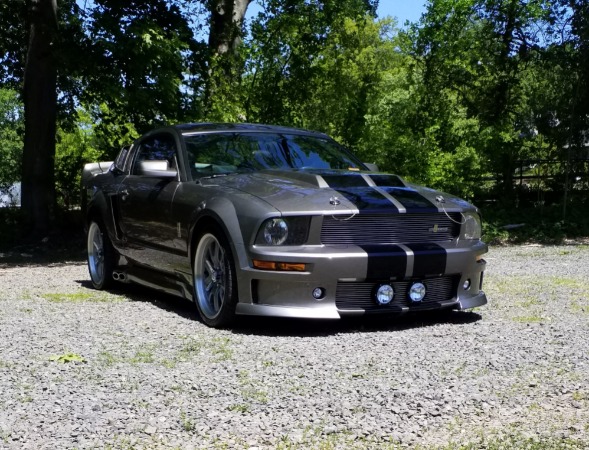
xmin=406 ymin=243 xmax=447 ymax=277
xmin=321 ymin=174 xmax=370 ymax=188
xmin=380 ymin=187 xmax=438 ymax=212
xmin=360 ymin=245 xmax=407 ymax=279
xmin=321 ymin=174 xmax=400 ymax=212
xmin=368 ymin=174 xmax=406 ymax=188
xmin=332 ymin=188 xmax=399 ymax=211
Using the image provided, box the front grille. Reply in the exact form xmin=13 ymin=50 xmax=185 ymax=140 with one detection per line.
xmin=335 ymin=275 xmax=459 ymax=311
xmin=321 ymin=213 xmax=461 ymax=245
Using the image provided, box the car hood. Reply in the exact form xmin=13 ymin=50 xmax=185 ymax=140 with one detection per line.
xmin=204 ymin=169 xmax=474 ymax=214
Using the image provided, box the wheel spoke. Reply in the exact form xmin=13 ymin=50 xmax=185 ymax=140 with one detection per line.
xmin=205 ymin=259 xmax=214 ymax=275
xmin=213 ymin=285 xmax=223 ymax=312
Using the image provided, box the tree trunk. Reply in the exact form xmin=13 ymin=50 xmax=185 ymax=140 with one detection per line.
xmin=22 ymin=0 xmax=57 ymax=236
xmin=204 ymin=0 xmax=251 ymax=119
xmin=208 ymin=0 xmax=251 ymax=56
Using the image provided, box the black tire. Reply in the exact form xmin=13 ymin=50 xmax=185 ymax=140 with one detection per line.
xmin=193 ymin=229 xmax=237 ymax=328
xmin=87 ymin=220 xmax=116 ymax=290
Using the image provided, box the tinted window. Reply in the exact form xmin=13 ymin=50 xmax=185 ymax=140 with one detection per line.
xmin=132 ymin=134 xmax=178 ymax=175
xmin=113 ymin=146 xmax=130 ymax=172
xmin=184 ymin=132 xmax=364 ymax=178
xmin=184 ymin=134 xmax=237 ymax=178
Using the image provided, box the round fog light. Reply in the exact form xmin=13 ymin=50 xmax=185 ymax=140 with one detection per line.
xmin=463 ymin=279 xmax=471 ymax=290
xmin=312 ymin=287 xmax=325 ymax=300
xmin=375 ymin=284 xmax=394 ymax=305
xmin=409 ymin=282 xmax=426 ymax=303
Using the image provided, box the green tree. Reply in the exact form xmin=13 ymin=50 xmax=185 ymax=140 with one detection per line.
xmin=404 ymin=0 xmax=557 ymax=200
xmin=244 ymin=0 xmax=379 ymax=126
xmin=0 ymin=89 xmax=24 ymax=203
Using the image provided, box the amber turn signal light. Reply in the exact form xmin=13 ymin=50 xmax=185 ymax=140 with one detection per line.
xmin=252 ymin=260 xmax=307 ymax=272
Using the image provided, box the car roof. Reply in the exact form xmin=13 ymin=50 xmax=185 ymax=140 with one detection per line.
xmin=173 ymin=122 xmax=330 ymax=138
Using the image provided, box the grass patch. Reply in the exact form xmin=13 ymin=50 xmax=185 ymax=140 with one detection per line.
xmin=271 ymin=431 xmax=589 ymax=449
xmin=512 ymin=315 xmax=548 ymax=323
xmin=42 ymin=292 xmax=124 ymax=303
xmin=484 ymin=274 xmax=589 ymax=317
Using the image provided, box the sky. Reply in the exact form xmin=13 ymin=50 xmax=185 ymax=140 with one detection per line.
xmin=376 ymin=1 xmax=428 ymax=27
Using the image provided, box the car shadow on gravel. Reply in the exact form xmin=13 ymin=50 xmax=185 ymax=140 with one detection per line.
xmin=76 ymin=279 xmax=198 ymax=321
xmin=78 ymin=277 xmax=483 ymax=335
xmin=0 ymin=232 xmax=86 ymax=267
xmin=227 ymin=311 xmax=482 ymax=337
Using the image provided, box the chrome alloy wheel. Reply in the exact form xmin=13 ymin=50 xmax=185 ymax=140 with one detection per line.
xmin=194 ymin=233 xmax=229 ymax=320
xmin=87 ymin=221 xmax=107 ymax=288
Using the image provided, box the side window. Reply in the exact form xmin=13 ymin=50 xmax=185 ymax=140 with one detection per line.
xmin=132 ymin=134 xmax=178 ymax=176
xmin=113 ymin=146 xmax=130 ymax=172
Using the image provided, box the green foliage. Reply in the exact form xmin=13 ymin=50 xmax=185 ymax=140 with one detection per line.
xmin=483 ymin=196 xmax=589 ymax=244
xmin=79 ymin=0 xmax=199 ymax=133
xmin=244 ymin=0 xmax=380 ymax=131
xmin=1 ymin=0 xmax=588 ymax=243
xmin=204 ymin=52 xmax=248 ymax=122
xmin=0 ymin=88 xmax=23 ymax=194
xmin=55 ymin=110 xmax=104 ymax=209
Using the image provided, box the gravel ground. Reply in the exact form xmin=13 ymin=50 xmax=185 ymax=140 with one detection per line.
xmin=0 ymin=244 xmax=588 ymax=449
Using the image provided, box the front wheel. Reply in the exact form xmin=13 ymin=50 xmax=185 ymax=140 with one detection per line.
xmin=193 ymin=230 xmax=237 ymax=328
xmin=87 ymin=220 xmax=115 ymax=290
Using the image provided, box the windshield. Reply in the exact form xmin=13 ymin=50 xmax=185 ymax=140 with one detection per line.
xmin=184 ymin=132 xmax=365 ymax=178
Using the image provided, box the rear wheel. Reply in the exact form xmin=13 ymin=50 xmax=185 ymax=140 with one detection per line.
xmin=87 ymin=220 xmax=115 ymax=290
xmin=193 ymin=230 xmax=237 ymax=327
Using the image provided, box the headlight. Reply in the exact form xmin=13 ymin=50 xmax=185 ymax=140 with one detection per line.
xmin=263 ymin=218 xmax=288 ymax=245
xmin=462 ymin=213 xmax=482 ymax=240
xmin=256 ymin=217 xmax=310 ymax=246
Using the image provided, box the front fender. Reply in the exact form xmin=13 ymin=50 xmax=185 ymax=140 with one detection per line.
xmin=188 ymin=194 xmax=279 ymax=271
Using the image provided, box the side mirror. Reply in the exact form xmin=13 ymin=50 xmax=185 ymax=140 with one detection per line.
xmin=138 ymin=160 xmax=178 ymax=178
xmin=363 ymin=162 xmax=379 ymax=172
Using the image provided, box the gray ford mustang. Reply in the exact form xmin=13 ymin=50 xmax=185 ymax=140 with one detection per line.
xmin=82 ymin=123 xmax=487 ymax=327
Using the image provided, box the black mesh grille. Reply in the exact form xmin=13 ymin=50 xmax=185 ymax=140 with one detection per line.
xmin=335 ymin=275 xmax=459 ymax=311
xmin=321 ymin=213 xmax=461 ymax=245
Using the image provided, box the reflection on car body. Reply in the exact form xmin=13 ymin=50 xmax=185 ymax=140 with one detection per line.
xmin=82 ymin=123 xmax=487 ymax=327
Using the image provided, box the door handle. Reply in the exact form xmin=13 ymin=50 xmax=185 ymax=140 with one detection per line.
xmin=120 ymin=189 xmax=129 ymax=201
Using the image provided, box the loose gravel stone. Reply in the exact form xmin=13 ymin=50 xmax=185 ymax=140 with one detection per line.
xmin=1 ymin=245 xmax=589 ymax=449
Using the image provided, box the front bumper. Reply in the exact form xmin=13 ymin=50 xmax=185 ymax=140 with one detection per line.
xmin=234 ymin=240 xmax=488 ymax=319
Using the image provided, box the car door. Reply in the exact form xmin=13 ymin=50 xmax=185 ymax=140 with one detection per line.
xmin=117 ymin=132 xmax=183 ymax=271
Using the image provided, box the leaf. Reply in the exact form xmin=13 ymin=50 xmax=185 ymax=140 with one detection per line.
xmin=49 ymin=353 xmax=86 ymax=364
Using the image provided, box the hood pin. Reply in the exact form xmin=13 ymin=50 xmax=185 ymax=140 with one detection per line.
xmin=329 ymin=196 xmax=341 ymax=206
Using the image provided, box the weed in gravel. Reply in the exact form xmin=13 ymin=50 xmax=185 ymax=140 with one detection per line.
xmin=98 ymin=350 xmax=117 ymax=366
xmin=227 ymin=403 xmax=250 ymax=413
xmin=512 ymin=315 xmax=547 ymax=323
xmin=49 ymin=352 xmax=86 ymax=363
xmin=0 ymin=359 xmax=13 ymax=369
xmin=42 ymin=292 xmax=123 ymax=303
xmin=570 ymin=301 xmax=589 ymax=314
xmin=179 ymin=411 xmax=196 ymax=432
xmin=178 ymin=337 xmax=204 ymax=358
xmin=0 ymin=429 xmax=10 ymax=444
xmin=130 ymin=345 xmax=156 ymax=364
xmin=238 ymin=369 xmax=269 ymax=404
xmin=433 ymin=434 xmax=589 ymax=449
xmin=211 ymin=336 xmax=233 ymax=361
